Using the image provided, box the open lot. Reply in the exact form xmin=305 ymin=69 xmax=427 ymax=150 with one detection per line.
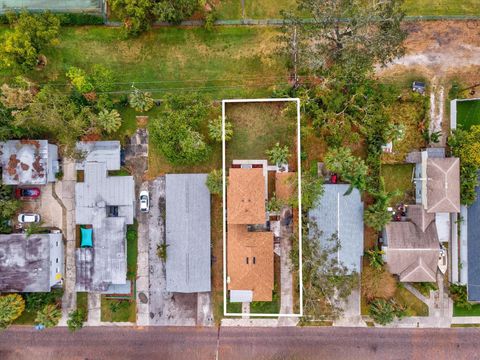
xmin=216 ymin=0 xmax=480 ymax=18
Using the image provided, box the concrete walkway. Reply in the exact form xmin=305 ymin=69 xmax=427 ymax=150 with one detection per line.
xmin=58 ymin=159 xmax=77 ymax=326
xmin=86 ymin=293 xmax=101 ymax=326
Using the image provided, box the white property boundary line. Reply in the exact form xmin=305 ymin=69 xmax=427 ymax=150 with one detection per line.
xmin=222 ymin=98 xmax=303 ymax=318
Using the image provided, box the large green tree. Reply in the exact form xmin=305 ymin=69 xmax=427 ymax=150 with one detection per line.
xmin=0 ymin=294 xmax=25 ymax=328
xmin=292 ymin=223 xmax=357 ymax=320
xmin=110 ymin=0 xmax=203 ymax=36
xmin=13 ymin=86 xmax=96 ymax=155
xmin=0 ymin=11 xmax=60 ymax=70
xmin=149 ymin=94 xmax=211 ymax=165
xmin=324 ymin=147 xmax=368 ymax=194
xmin=283 ymin=0 xmax=406 ymax=80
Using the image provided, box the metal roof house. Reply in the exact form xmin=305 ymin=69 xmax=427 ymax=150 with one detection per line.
xmin=0 ymin=233 xmax=64 ymax=292
xmin=0 ymin=140 xmax=59 ymax=185
xmin=309 ymin=184 xmax=364 ymax=274
xmin=74 ymin=141 xmax=134 ymax=293
xmin=467 ymin=177 xmax=480 ymax=301
xmin=165 ymin=174 xmax=211 ymax=293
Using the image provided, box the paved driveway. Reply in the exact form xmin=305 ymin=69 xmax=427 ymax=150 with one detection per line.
xmin=146 ymin=177 xmax=197 ymax=326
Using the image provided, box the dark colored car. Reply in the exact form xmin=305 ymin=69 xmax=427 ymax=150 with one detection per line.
xmin=15 ymin=187 xmax=41 ymax=200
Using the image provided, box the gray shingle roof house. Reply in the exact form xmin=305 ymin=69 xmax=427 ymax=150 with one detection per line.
xmin=0 ymin=233 xmax=64 ymax=292
xmin=308 ymin=184 xmax=364 ymax=273
xmin=75 ymin=141 xmax=134 ymax=293
xmin=0 ymin=140 xmax=59 ymax=185
xmin=383 ymin=205 xmax=440 ymax=282
xmin=165 ymin=174 xmax=211 ymax=293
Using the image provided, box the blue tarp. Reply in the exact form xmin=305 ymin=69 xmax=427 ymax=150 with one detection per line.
xmin=80 ymin=227 xmax=93 ymax=248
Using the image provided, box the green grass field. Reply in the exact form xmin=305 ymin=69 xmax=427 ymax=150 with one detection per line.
xmin=381 ymin=164 xmax=415 ymax=206
xmin=216 ymin=0 xmax=480 ymax=19
xmin=453 ymin=303 xmax=480 ymax=316
xmin=457 ymin=99 xmax=480 ymax=130
xmin=0 ymin=26 xmax=286 ymax=99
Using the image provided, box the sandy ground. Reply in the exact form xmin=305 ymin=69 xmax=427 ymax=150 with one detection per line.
xmin=378 ymin=21 xmax=480 ymax=81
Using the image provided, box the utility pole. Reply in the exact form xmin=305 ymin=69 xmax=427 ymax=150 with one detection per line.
xmin=292 ymin=25 xmax=299 ymax=89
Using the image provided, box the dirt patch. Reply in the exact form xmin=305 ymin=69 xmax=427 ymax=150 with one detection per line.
xmin=378 ymin=21 xmax=480 ymax=79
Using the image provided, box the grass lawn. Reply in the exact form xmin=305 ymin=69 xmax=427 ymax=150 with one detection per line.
xmin=394 ymin=285 xmax=429 ymax=317
xmin=211 ymin=195 xmax=224 ymax=323
xmin=381 ymin=164 xmax=415 ymax=206
xmin=453 ymin=303 xmax=480 ymax=316
xmin=456 ymin=99 xmax=480 ymax=130
xmin=77 ymin=292 xmax=88 ymax=314
xmin=101 ymin=297 xmax=136 ymax=322
xmin=13 ymin=309 xmax=37 ymax=325
xmin=126 ymin=222 xmax=138 ymax=280
xmin=0 ymin=26 xmax=286 ymax=99
xmin=225 ymin=101 xmax=297 ymax=164
xmin=403 ymin=0 xmax=480 ymax=15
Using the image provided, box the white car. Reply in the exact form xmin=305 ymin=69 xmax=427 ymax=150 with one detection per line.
xmin=18 ymin=213 xmax=41 ymax=223
xmin=139 ymin=190 xmax=149 ymax=213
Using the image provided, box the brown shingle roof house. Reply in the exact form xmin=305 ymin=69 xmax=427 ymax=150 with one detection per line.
xmin=383 ymin=205 xmax=440 ymax=282
xmin=227 ymin=167 xmax=266 ymax=225
xmin=425 ymin=157 xmax=460 ymax=213
xmin=227 ymin=224 xmax=274 ymax=301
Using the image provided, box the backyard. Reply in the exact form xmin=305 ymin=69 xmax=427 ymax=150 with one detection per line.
xmin=225 ymin=101 xmax=297 ymax=165
xmin=456 ymin=99 xmax=480 ymax=130
xmin=215 ymin=0 xmax=480 ymax=18
xmin=381 ymin=164 xmax=415 ymax=206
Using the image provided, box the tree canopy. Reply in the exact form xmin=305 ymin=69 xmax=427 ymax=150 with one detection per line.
xmin=283 ymin=0 xmax=406 ymax=80
xmin=0 ymin=294 xmax=25 ymax=328
xmin=0 ymin=11 xmax=60 ymax=70
xmin=149 ymin=94 xmax=212 ymax=165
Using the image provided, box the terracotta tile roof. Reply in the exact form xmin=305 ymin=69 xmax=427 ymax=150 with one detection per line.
xmin=227 ymin=224 xmax=273 ymax=301
xmin=275 ymin=172 xmax=295 ymax=201
xmin=426 ymin=158 xmax=460 ymax=213
xmin=227 ymin=168 xmax=266 ymax=224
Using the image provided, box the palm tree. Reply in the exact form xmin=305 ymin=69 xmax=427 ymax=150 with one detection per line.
xmin=97 ymin=109 xmax=122 ymax=134
xmin=128 ymin=88 xmax=154 ymax=112
xmin=208 ymin=116 xmax=233 ymax=142
xmin=266 ymin=143 xmax=290 ymax=166
xmin=35 ymin=304 xmax=61 ymax=328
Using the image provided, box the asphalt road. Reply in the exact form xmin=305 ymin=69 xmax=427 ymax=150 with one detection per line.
xmin=1 ymin=326 xmax=480 ymax=360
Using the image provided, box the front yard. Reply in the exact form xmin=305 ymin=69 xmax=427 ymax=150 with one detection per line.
xmin=100 ymin=222 xmax=137 ymax=323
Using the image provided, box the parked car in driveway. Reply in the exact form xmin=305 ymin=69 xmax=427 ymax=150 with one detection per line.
xmin=139 ymin=190 xmax=149 ymax=213
xmin=15 ymin=187 xmax=41 ymax=200
xmin=18 ymin=213 xmax=41 ymax=223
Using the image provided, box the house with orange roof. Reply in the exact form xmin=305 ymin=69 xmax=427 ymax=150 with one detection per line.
xmin=227 ymin=163 xmax=274 ymax=302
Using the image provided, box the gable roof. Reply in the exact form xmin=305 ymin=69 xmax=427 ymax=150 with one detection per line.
xmin=384 ymin=209 xmax=440 ymax=282
xmin=165 ymin=174 xmax=211 ymax=293
xmin=227 ymin=167 xmax=266 ymax=224
xmin=76 ymin=141 xmax=121 ymax=171
xmin=227 ymin=224 xmax=273 ymax=301
xmin=426 ymin=157 xmax=460 ymax=213
xmin=308 ymin=184 xmax=364 ymax=273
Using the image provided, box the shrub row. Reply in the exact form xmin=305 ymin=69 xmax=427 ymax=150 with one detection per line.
xmin=0 ymin=12 xmax=104 ymax=25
